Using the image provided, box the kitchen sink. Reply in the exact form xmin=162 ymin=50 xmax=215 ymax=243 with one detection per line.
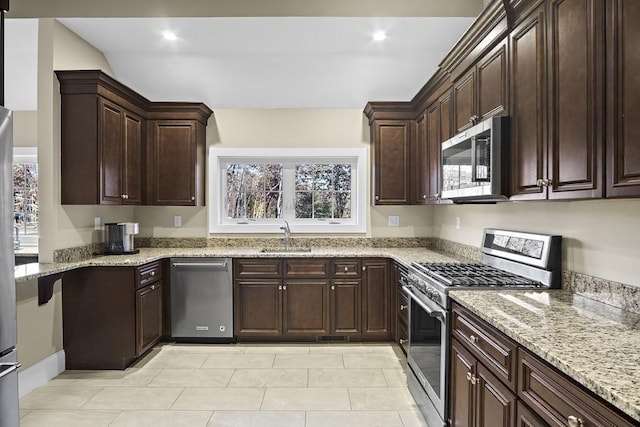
xmin=259 ymin=247 xmax=312 ymax=253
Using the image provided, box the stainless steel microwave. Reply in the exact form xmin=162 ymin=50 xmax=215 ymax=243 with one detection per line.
xmin=441 ymin=116 xmax=509 ymax=202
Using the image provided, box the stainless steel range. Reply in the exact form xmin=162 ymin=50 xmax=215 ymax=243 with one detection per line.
xmin=402 ymin=229 xmax=562 ymax=427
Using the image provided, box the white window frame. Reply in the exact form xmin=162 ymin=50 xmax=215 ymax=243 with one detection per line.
xmin=209 ymin=147 xmax=367 ymax=234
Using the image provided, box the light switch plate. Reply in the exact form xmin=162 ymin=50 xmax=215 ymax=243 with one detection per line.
xmin=94 ymin=217 xmax=101 ymax=230
xmin=388 ymin=215 xmax=400 ymax=227
xmin=174 ymin=215 xmax=182 ymax=227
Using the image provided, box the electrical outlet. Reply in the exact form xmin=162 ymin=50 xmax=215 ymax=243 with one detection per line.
xmin=455 ymin=216 xmax=461 ymax=230
xmin=388 ymin=215 xmax=400 ymax=227
xmin=174 ymin=215 xmax=182 ymax=227
xmin=94 ymin=217 xmax=101 ymax=230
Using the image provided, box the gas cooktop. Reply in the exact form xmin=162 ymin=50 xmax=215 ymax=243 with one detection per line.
xmin=411 ymin=262 xmax=544 ymax=288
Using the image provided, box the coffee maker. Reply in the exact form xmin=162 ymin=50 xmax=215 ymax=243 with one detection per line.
xmin=104 ymin=222 xmax=139 ymax=254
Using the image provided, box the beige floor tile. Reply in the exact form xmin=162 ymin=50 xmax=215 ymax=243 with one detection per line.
xmin=171 ymin=387 xmax=265 ymax=410
xmin=19 ymin=409 xmax=119 ymax=427
xmin=48 ymin=368 xmax=162 ymax=387
xmin=138 ymin=352 xmax=210 ymax=369
xmin=272 ymin=354 xmax=344 ymax=369
xmin=243 ymin=345 xmax=310 ymax=354
xmin=148 ymin=368 xmax=234 ymax=388
xmin=308 ymin=368 xmax=387 ymax=387
xmin=348 ymin=387 xmax=416 ymax=411
xmin=309 ymin=344 xmax=397 ymax=355
xmin=161 ymin=344 xmax=247 ymax=354
xmin=261 ymin=387 xmax=350 ymax=410
xmin=207 ymin=410 xmax=306 ymax=427
xmin=110 ymin=410 xmax=213 ymax=427
xmin=82 ymin=387 xmax=183 ymax=410
xmin=305 ymin=410 xmax=404 ymax=427
xmin=20 ymin=386 xmax=104 ymax=410
xmin=382 ymin=368 xmax=407 ymax=386
xmin=343 ymin=353 xmax=402 ymax=369
xmin=19 ymin=409 xmax=31 ymax=418
xmin=202 ymin=353 xmax=275 ymax=369
xmin=398 ymin=410 xmax=430 ymax=427
xmin=228 ymin=368 xmax=308 ymax=387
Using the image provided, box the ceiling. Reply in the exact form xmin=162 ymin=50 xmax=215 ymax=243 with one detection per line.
xmin=5 ymin=9 xmax=478 ymax=110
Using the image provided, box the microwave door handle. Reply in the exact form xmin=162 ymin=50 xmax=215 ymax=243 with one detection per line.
xmin=471 ymin=136 xmax=478 ymax=182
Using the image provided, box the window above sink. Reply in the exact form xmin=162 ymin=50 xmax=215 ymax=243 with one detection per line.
xmin=209 ymin=148 xmax=367 ymax=234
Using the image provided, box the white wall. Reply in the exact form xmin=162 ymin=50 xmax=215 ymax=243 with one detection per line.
xmin=135 ymin=109 xmax=434 ymax=238
xmin=38 ymin=19 xmax=134 ymax=263
xmin=433 ymin=199 xmax=640 ymax=288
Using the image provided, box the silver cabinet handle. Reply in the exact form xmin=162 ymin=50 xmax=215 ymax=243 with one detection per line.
xmin=466 ymin=371 xmax=472 ymax=381
xmin=0 ymin=362 xmax=21 ymax=379
xmin=374 ymin=195 xmax=380 ymax=201
xmin=172 ymin=262 xmax=227 ymax=268
xmin=278 ymin=285 xmax=283 ymax=290
xmin=422 ymin=194 xmax=427 ymax=199
xmin=344 ymin=266 xmax=349 ymax=272
xmin=150 ymin=271 xmax=155 ymax=276
xmin=469 ymin=334 xmax=479 ymax=344
xmin=150 ymin=285 xmax=155 ymax=290
xmin=399 ymin=339 xmax=407 ymax=344
xmin=283 ymin=285 xmax=287 ymax=290
xmin=567 ymin=416 xmax=584 ymax=427
xmin=400 ymin=305 xmax=408 ymax=311
xmin=191 ymin=196 xmax=195 ymax=201
xmin=331 ymin=285 xmax=335 ymax=290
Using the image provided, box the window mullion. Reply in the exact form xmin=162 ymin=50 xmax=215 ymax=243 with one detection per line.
xmin=282 ymin=163 xmax=295 ymax=220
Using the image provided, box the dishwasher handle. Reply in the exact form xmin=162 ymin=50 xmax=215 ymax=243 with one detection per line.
xmin=172 ymin=261 xmax=228 ymax=269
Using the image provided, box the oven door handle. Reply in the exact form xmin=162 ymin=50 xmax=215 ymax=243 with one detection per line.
xmin=402 ymin=285 xmax=447 ymax=322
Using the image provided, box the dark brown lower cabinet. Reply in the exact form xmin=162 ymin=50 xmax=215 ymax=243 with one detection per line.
xmin=283 ymin=279 xmax=330 ymax=337
xmin=62 ymin=261 xmax=163 ymax=369
xmin=450 ymin=338 xmax=516 ymax=427
xmin=234 ymin=258 xmax=390 ymax=341
xmin=330 ymin=279 xmax=361 ymax=335
xmin=517 ymin=401 xmax=548 ymax=427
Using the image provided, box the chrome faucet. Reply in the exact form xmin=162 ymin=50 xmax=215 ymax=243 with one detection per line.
xmin=280 ymin=221 xmax=291 ymax=251
xmin=14 ymin=226 xmax=20 ymax=250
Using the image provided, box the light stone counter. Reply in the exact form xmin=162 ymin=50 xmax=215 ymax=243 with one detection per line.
xmin=450 ymin=290 xmax=640 ymax=423
xmin=14 ymin=246 xmax=469 ymax=283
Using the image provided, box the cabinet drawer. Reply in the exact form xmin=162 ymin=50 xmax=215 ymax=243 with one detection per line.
xmin=331 ymin=259 xmax=362 ymax=277
xmin=137 ymin=261 xmax=162 ymax=288
xmin=518 ymin=348 xmax=635 ymax=427
xmin=235 ymin=259 xmax=282 ymax=278
xmin=452 ymin=304 xmax=517 ymax=391
xmin=284 ymin=259 xmax=330 ymax=278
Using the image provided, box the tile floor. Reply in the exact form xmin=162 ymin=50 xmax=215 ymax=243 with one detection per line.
xmin=19 ymin=343 xmax=429 ymax=427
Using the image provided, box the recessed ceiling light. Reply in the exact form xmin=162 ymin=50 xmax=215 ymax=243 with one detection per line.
xmin=373 ymin=31 xmax=387 ymax=42
xmin=162 ymin=31 xmax=178 ymax=41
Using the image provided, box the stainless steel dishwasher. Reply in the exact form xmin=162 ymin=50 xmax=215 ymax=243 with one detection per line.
xmin=170 ymin=258 xmax=234 ymax=342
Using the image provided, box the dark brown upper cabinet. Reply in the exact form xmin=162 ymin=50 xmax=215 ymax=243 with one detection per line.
xmin=510 ymin=0 xmax=605 ymax=200
xmin=606 ymin=0 xmax=640 ymax=197
xmin=364 ymin=103 xmax=415 ymax=205
xmin=56 ymin=70 xmax=212 ymax=206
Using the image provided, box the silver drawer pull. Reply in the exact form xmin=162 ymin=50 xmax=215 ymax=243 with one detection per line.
xmin=399 ymin=339 xmax=407 ymax=344
xmin=469 ymin=334 xmax=479 ymax=344
xmin=0 ymin=362 xmax=21 ymax=379
xmin=567 ymin=416 xmax=584 ymax=427
xmin=400 ymin=305 xmax=408 ymax=311
xmin=150 ymin=271 xmax=155 ymax=276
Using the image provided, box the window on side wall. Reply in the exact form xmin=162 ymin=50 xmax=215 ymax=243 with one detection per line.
xmin=13 ymin=147 xmax=38 ymax=247
xmin=209 ymin=148 xmax=367 ymax=234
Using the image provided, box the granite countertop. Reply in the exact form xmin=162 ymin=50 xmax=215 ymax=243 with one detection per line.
xmin=14 ymin=246 xmax=470 ymax=283
xmin=450 ymin=290 xmax=640 ymax=422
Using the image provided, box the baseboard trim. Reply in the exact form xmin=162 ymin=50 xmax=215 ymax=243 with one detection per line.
xmin=18 ymin=350 xmax=66 ymax=397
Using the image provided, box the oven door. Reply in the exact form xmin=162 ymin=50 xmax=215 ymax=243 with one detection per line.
xmin=403 ymin=285 xmax=448 ymax=427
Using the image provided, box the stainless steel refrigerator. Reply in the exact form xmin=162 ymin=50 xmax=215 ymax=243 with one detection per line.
xmin=0 ymin=106 xmax=19 ymax=427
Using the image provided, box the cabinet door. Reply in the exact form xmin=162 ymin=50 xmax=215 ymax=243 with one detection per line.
xmin=372 ymin=121 xmax=412 ymax=205
xmin=136 ymin=281 xmax=162 ymax=356
xmin=283 ymin=279 xmax=330 ymax=337
xmin=510 ymin=4 xmax=548 ymax=200
xmin=123 ymin=112 xmax=144 ymax=204
xmin=361 ymin=259 xmax=391 ymax=339
xmin=414 ymin=113 xmax=430 ymax=204
xmin=450 ymin=339 xmax=475 ymax=427
xmin=517 ymin=401 xmax=549 ymax=427
xmin=478 ymin=40 xmax=509 ymax=120
xmin=453 ymin=70 xmax=477 ymax=133
xmin=475 ymin=363 xmax=516 ymax=427
xmin=150 ymin=120 xmax=198 ymax=205
xmin=98 ymin=98 xmax=124 ymax=204
xmin=439 ymin=90 xmax=454 ymax=142
xmin=547 ymin=0 xmax=604 ymax=199
xmin=330 ymin=279 xmax=361 ymax=335
xmin=234 ymin=279 xmax=282 ymax=337
xmin=606 ymin=0 xmax=640 ymax=197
